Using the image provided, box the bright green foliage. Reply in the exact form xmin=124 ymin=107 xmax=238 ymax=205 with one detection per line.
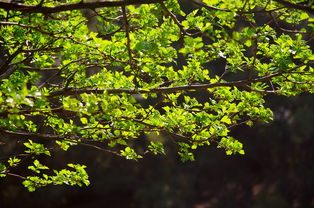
xmin=22 ymin=163 xmax=89 ymax=192
xmin=148 ymin=141 xmax=166 ymax=155
xmin=8 ymin=157 xmax=21 ymax=167
xmin=121 ymin=146 xmax=143 ymax=160
xmin=0 ymin=163 xmax=6 ymax=177
xmin=0 ymin=0 xmax=313 ymax=190
xmin=24 ymin=140 xmax=51 ymax=156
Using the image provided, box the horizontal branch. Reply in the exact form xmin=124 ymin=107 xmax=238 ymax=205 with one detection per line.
xmin=0 ymin=21 xmax=54 ymax=36
xmin=0 ymin=128 xmax=122 ymax=157
xmin=273 ymin=0 xmax=314 ymax=14
xmin=190 ymin=0 xmax=311 ymax=14
xmin=48 ymin=61 xmax=313 ymax=97
xmin=0 ymin=0 xmax=163 ymax=14
xmin=0 ymin=128 xmax=66 ymax=140
xmin=0 ymin=107 xmax=78 ymax=118
xmin=4 ymin=172 xmax=26 ymax=180
xmin=48 ymin=82 xmax=244 ymax=97
xmin=48 ymin=71 xmax=284 ymax=97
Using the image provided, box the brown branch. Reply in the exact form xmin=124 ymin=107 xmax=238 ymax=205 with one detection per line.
xmin=189 ymin=0 xmax=299 ymax=14
xmin=0 ymin=128 xmax=67 ymax=140
xmin=159 ymin=1 xmax=190 ymax=36
xmin=4 ymin=172 xmax=26 ymax=180
xmin=0 ymin=46 xmax=23 ymax=80
xmin=243 ymin=85 xmax=278 ymax=94
xmin=78 ymin=142 xmax=121 ymax=156
xmin=48 ymin=60 xmax=314 ymax=97
xmin=269 ymin=13 xmax=309 ymax=34
xmin=0 ymin=107 xmax=78 ymax=118
xmin=38 ymin=57 xmax=88 ymax=89
xmin=121 ymin=6 xmax=132 ymax=61
xmin=122 ymin=117 xmax=191 ymax=141
xmin=273 ymin=0 xmax=314 ymax=14
xmin=21 ymin=66 xmax=60 ymax=71
xmin=0 ymin=0 xmax=164 ymax=14
xmin=0 ymin=21 xmax=55 ymax=36
xmin=21 ymin=47 xmax=63 ymax=53
xmin=47 ymin=69 xmax=286 ymax=97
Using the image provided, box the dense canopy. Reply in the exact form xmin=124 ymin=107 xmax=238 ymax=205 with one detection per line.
xmin=0 ymin=0 xmax=313 ymax=191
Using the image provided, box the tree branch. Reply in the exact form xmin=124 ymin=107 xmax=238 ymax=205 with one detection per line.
xmin=0 ymin=128 xmax=67 ymax=140
xmin=0 ymin=46 xmax=23 ymax=80
xmin=48 ymin=70 xmax=286 ymax=97
xmin=0 ymin=0 xmax=164 ymax=14
xmin=121 ymin=6 xmax=132 ymax=61
xmin=273 ymin=0 xmax=314 ymax=14
xmin=48 ymin=61 xmax=314 ymax=97
xmin=159 ymin=1 xmax=190 ymax=36
xmin=0 ymin=21 xmax=55 ymax=36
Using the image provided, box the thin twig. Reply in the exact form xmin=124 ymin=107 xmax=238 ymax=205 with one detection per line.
xmin=122 ymin=5 xmax=133 ymax=61
xmin=0 ymin=46 xmax=23 ymax=80
xmin=4 ymin=172 xmax=26 ymax=180
xmin=79 ymin=142 xmax=121 ymax=157
xmin=159 ymin=1 xmax=190 ymax=36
